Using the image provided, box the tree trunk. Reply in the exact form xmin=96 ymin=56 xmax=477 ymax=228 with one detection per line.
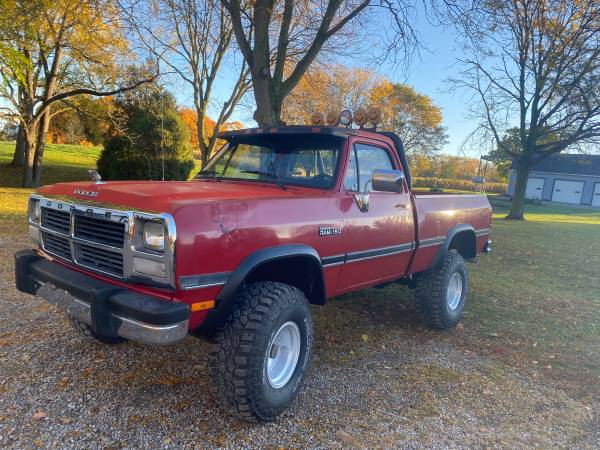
xmin=22 ymin=131 xmax=36 ymax=188
xmin=32 ymin=109 xmax=51 ymax=187
xmin=198 ymin=140 xmax=209 ymax=169
xmin=13 ymin=85 xmax=33 ymax=167
xmin=196 ymin=112 xmax=209 ymax=169
xmin=507 ymin=159 xmax=531 ymax=220
xmin=252 ymin=72 xmax=283 ymax=127
xmin=11 ymin=125 xmax=27 ymax=167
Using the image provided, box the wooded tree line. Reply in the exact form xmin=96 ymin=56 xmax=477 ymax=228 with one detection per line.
xmin=41 ymin=98 xmax=243 ymax=162
xmin=2 ymin=0 xmax=600 ymax=219
xmin=283 ymin=65 xmax=447 ymax=155
xmin=0 ymin=0 xmax=157 ymax=187
xmin=411 ymin=154 xmax=507 ymax=183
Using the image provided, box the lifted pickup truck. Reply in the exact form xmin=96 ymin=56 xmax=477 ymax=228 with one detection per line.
xmin=15 ymin=126 xmax=491 ymax=422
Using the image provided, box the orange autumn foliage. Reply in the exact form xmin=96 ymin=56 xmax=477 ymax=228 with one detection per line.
xmin=179 ymin=108 xmax=217 ymax=152
xmin=179 ymin=109 xmax=245 ymax=159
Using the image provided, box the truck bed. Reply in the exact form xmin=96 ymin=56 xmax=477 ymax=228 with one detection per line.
xmin=409 ymin=193 xmax=492 ymax=274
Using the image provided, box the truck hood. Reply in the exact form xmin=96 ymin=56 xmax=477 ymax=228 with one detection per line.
xmin=37 ymin=179 xmax=318 ymax=214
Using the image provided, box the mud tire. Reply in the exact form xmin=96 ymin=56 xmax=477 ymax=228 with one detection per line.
xmin=209 ymin=282 xmax=313 ymax=422
xmin=68 ymin=315 xmax=126 ymax=345
xmin=416 ymin=250 xmax=469 ymax=330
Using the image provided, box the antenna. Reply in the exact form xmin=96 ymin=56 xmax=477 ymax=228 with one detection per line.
xmin=161 ymin=91 xmax=165 ymax=181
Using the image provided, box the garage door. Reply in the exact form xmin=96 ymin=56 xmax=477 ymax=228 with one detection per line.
xmin=551 ymin=180 xmax=584 ymax=204
xmin=525 ymin=178 xmax=545 ymax=199
xmin=593 ymin=183 xmax=600 ymax=207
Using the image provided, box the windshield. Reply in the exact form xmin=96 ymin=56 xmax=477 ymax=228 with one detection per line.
xmin=196 ymin=135 xmax=343 ymax=189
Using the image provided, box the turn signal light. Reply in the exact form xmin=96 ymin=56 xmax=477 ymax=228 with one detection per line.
xmin=191 ymin=300 xmax=216 ymax=312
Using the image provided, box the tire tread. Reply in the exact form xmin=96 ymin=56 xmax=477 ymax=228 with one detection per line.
xmin=68 ymin=315 xmax=125 ymax=345
xmin=209 ymin=281 xmax=311 ymax=422
xmin=416 ymin=250 xmax=467 ymax=329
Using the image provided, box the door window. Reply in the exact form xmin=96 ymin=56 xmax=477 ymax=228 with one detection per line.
xmin=344 ymin=143 xmax=395 ymax=192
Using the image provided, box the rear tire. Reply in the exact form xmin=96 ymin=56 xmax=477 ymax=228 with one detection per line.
xmin=209 ymin=281 xmax=313 ymax=422
xmin=68 ymin=315 xmax=126 ymax=345
xmin=416 ymin=250 xmax=469 ymax=329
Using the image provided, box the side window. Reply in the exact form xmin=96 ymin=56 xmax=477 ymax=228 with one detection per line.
xmin=344 ymin=144 xmax=395 ymax=192
xmin=356 ymin=144 xmax=395 ymax=191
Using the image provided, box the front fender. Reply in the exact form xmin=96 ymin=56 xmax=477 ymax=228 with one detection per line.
xmin=200 ymin=244 xmax=325 ymax=332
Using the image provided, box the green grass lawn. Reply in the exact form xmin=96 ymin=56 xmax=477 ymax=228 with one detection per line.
xmin=1 ymin=142 xmax=599 ymax=397
xmin=0 ymin=141 xmax=202 ymax=219
xmin=0 ymin=140 xmax=101 ymax=185
xmin=469 ymin=196 xmax=600 ymax=393
xmin=0 ymin=141 xmax=101 ymax=220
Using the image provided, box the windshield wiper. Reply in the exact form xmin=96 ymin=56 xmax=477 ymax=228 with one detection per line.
xmin=240 ymin=170 xmax=287 ymax=190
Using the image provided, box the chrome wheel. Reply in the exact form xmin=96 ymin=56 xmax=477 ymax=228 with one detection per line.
xmin=267 ymin=321 xmax=301 ymax=389
xmin=446 ymin=272 xmax=463 ymax=311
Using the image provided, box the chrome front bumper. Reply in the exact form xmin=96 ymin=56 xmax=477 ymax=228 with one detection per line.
xmin=15 ymin=250 xmax=189 ymax=346
xmin=36 ymin=283 xmax=188 ymax=345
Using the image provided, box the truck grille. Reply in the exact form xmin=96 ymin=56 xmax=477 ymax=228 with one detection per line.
xmin=76 ymin=243 xmax=124 ymax=277
xmin=42 ymin=232 xmax=72 ymax=260
xmin=74 ymin=215 xmax=126 ymax=248
xmin=40 ymin=204 xmax=128 ymax=278
xmin=32 ymin=196 xmax=175 ymax=288
xmin=41 ymin=208 xmax=70 ymax=234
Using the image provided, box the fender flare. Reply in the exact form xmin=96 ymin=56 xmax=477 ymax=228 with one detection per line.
xmin=432 ymin=224 xmax=476 ymax=268
xmin=200 ymin=245 xmax=325 ymax=332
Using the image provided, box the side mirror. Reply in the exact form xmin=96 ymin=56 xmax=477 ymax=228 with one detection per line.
xmin=372 ymin=169 xmax=405 ymax=193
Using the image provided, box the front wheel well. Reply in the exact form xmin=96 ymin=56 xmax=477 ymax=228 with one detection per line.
xmin=245 ymin=256 xmax=326 ymax=305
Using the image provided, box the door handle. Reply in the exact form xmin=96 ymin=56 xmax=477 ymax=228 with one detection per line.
xmin=395 ymin=203 xmax=409 ymax=209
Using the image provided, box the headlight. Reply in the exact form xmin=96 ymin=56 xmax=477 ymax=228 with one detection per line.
xmin=143 ymin=222 xmax=165 ymax=251
xmin=29 ymin=198 xmax=40 ymax=223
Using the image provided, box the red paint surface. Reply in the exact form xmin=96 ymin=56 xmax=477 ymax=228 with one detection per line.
xmin=36 ymin=129 xmax=492 ymax=330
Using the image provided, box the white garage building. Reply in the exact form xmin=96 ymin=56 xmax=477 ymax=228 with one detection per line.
xmin=507 ymin=154 xmax=600 ymax=207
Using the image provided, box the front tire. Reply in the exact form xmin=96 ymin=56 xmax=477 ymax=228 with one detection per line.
xmin=68 ymin=315 xmax=126 ymax=345
xmin=209 ymin=282 xmax=313 ymax=422
xmin=416 ymin=250 xmax=469 ymax=329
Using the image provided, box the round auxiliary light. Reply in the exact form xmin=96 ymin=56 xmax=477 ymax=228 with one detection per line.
xmin=367 ymin=107 xmax=382 ymax=125
xmin=339 ymin=109 xmax=353 ymax=127
xmin=325 ymin=110 xmax=339 ymax=126
xmin=310 ymin=111 xmax=324 ymax=126
xmin=353 ymin=107 xmax=367 ymax=127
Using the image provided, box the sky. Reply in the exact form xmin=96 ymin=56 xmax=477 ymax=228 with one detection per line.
xmin=397 ymin=15 xmax=477 ymax=155
xmin=168 ymin=5 xmax=481 ymax=157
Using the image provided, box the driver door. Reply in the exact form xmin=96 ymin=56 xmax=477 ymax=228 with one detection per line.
xmin=336 ymin=139 xmax=414 ymax=292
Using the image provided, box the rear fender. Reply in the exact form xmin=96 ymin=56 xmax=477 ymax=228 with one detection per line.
xmin=432 ymin=224 xmax=476 ymax=268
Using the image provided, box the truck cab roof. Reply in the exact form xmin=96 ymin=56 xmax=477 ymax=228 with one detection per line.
xmin=218 ymin=126 xmax=412 ymax=189
xmin=220 ymin=125 xmax=385 ymax=140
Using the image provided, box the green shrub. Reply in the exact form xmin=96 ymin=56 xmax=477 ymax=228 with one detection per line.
xmin=97 ymin=99 xmax=194 ymax=181
xmin=412 ymin=177 xmax=507 ymax=194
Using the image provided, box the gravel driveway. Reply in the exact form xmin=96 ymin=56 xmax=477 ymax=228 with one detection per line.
xmin=0 ymin=229 xmax=597 ymax=449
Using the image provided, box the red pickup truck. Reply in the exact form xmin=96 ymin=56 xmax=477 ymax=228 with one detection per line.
xmin=15 ymin=126 xmax=491 ymax=422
